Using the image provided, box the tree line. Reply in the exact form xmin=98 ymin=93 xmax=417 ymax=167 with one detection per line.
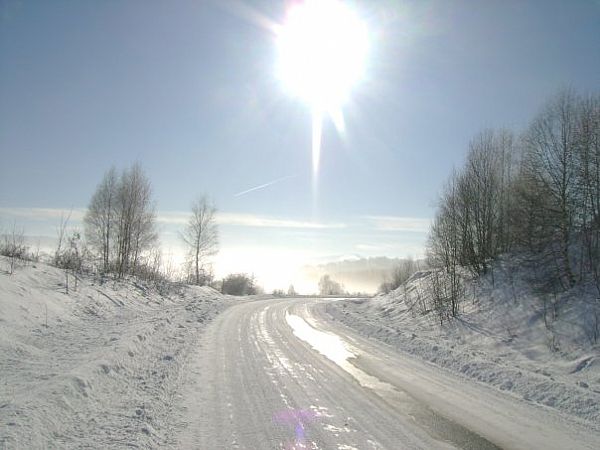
xmin=0 ymin=162 xmax=221 ymax=290
xmin=1 ymin=163 xmax=269 ymax=296
xmin=426 ymin=88 xmax=599 ymax=321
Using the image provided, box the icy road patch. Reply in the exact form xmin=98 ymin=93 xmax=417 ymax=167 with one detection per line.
xmin=286 ymin=313 xmax=397 ymax=393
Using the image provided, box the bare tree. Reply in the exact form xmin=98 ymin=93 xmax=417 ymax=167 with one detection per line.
xmin=180 ymin=196 xmax=218 ymax=285
xmin=318 ymin=274 xmax=345 ymax=295
xmin=521 ymin=89 xmax=579 ymax=288
xmin=574 ymin=93 xmax=600 ymax=292
xmin=58 ymin=231 xmax=83 ymax=293
xmin=287 ymin=284 xmax=297 ymax=296
xmin=1 ymin=222 xmax=27 ymax=274
xmin=54 ymin=210 xmax=71 ymax=266
xmin=83 ymin=163 xmax=158 ymax=278
xmin=84 ymin=166 xmax=117 ymax=272
xmin=114 ymin=163 xmax=158 ymax=278
xmin=379 ymin=257 xmax=418 ymax=293
xmin=443 ymin=129 xmax=517 ymax=276
xmin=427 ymin=174 xmax=463 ymax=317
xmin=495 ymin=129 xmax=518 ymax=253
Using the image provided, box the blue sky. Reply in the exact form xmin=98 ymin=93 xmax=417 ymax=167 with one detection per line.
xmin=1 ymin=0 xmax=599 ymax=290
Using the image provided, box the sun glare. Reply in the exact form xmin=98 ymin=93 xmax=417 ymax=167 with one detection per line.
xmin=276 ymin=0 xmax=368 ymax=111
xmin=276 ymin=0 xmax=369 ymax=173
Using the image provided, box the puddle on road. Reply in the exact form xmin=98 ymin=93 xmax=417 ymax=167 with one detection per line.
xmin=285 ymin=313 xmax=500 ymax=450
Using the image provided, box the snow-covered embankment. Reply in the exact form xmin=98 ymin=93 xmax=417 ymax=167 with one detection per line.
xmin=325 ymin=261 xmax=600 ymax=427
xmin=0 ymin=257 xmax=233 ymax=448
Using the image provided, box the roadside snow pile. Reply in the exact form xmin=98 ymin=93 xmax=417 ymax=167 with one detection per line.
xmin=326 ymin=256 xmax=600 ymax=425
xmin=0 ymin=257 xmax=233 ymax=449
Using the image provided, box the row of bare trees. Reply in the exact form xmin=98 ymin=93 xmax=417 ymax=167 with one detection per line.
xmin=517 ymin=90 xmax=600 ymax=290
xmin=427 ymin=89 xmax=600 ymax=319
xmin=429 ymin=129 xmax=516 ymax=277
xmin=379 ymin=257 xmax=420 ymax=294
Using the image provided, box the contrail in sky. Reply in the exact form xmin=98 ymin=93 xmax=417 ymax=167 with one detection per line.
xmin=234 ymin=174 xmax=296 ymax=197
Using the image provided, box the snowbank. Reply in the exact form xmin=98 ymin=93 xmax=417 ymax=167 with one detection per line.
xmin=0 ymin=257 xmax=233 ymax=448
xmin=326 ymin=257 xmax=600 ymax=426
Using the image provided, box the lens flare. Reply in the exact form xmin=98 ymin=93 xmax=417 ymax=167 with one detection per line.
xmin=311 ymin=110 xmax=322 ymax=176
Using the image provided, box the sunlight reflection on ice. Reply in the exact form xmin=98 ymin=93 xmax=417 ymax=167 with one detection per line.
xmin=286 ymin=313 xmax=354 ymax=365
xmin=285 ymin=313 xmax=397 ymax=393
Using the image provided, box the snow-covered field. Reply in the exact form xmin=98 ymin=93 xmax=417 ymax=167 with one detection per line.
xmin=326 ymin=257 xmax=600 ymax=426
xmin=0 ymin=257 xmax=233 ymax=449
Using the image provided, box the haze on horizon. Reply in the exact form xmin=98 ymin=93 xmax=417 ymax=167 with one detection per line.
xmin=1 ymin=0 xmax=599 ymax=292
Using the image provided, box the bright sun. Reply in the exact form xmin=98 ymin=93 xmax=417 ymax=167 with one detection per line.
xmin=276 ymin=0 xmax=369 ymax=172
xmin=276 ymin=0 xmax=368 ymax=111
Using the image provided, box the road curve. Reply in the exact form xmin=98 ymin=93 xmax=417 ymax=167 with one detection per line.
xmin=173 ymin=298 xmax=600 ymax=449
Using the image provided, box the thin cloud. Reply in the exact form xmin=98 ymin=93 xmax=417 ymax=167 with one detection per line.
xmin=0 ymin=207 xmax=346 ymax=231
xmin=0 ymin=207 xmax=85 ymax=222
xmin=155 ymin=211 xmax=189 ymax=225
xmin=216 ymin=212 xmax=346 ymax=229
xmin=365 ymin=215 xmax=431 ymax=233
xmin=156 ymin=211 xmax=345 ymax=229
xmin=355 ymin=243 xmax=384 ymax=251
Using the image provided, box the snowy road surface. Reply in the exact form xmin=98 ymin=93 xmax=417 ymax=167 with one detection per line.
xmin=173 ymin=298 xmax=600 ymax=449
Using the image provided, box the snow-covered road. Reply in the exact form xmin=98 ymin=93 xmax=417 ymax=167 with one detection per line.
xmin=173 ymin=297 xmax=600 ymax=449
